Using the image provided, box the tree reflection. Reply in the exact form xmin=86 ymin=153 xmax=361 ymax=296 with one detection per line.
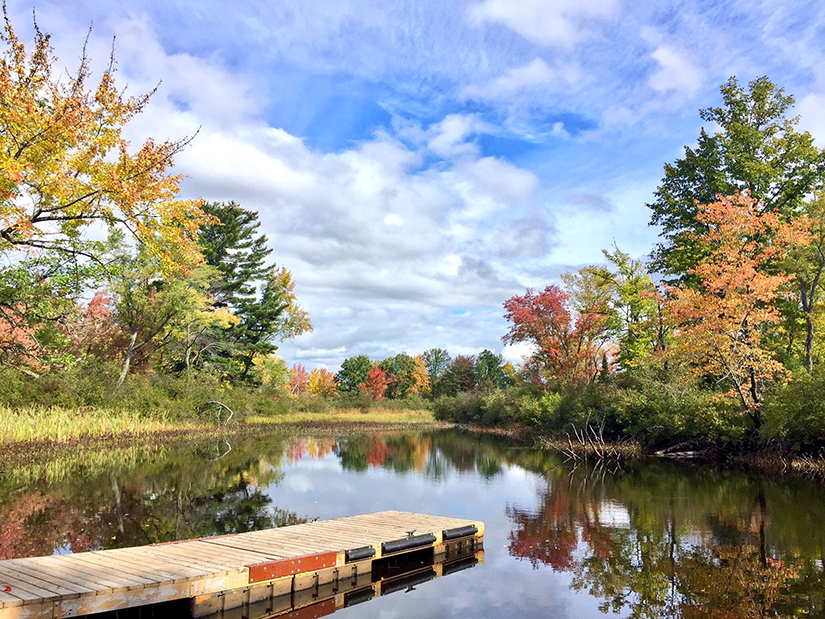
xmin=0 ymin=435 xmax=304 ymax=559
xmin=507 ymin=465 xmax=825 ymax=618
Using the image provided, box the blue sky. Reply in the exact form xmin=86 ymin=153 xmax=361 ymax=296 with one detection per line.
xmin=13 ymin=0 xmax=825 ymax=369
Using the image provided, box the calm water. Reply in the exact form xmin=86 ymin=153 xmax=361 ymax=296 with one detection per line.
xmin=2 ymin=428 xmax=825 ymax=618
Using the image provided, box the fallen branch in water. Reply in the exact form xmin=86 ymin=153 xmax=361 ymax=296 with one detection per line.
xmin=196 ymin=401 xmax=234 ymax=426
xmin=536 ymin=419 xmax=640 ymax=461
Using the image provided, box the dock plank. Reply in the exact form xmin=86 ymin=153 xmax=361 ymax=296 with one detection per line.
xmin=0 ymin=564 xmax=83 ymax=598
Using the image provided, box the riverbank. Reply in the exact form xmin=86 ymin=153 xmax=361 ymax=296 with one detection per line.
xmin=457 ymin=424 xmax=825 ymax=480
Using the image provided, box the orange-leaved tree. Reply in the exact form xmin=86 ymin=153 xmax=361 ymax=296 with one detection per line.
xmin=666 ymin=193 xmax=808 ymax=428
xmin=502 ymin=285 xmax=609 ymax=386
xmin=0 ymin=8 xmax=211 ymax=273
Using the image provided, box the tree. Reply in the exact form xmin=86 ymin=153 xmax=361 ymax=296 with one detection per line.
xmin=441 ymin=354 xmax=477 ymax=395
xmin=578 ymin=246 xmax=665 ymax=371
xmin=308 ymin=368 xmax=338 ymax=397
xmin=65 ymin=291 xmax=123 ymax=361
xmin=409 ymin=356 xmax=431 ymax=397
xmin=0 ymin=253 xmax=85 ymax=374
xmin=288 ymin=363 xmax=309 ymax=396
xmin=422 ymin=348 xmax=451 ymax=397
xmin=474 ymin=349 xmax=511 ymax=389
xmin=195 ymin=203 xmax=311 ymax=380
xmin=503 ymin=286 xmax=609 ymax=386
xmin=170 ymin=266 xmax=239 ymax=377
xmin=337 ymin=354 xmax=372 ymax=393
xmin=378 ymin=353 xmax=417 ymax=399
xmin=648 ymin=76 xmax=825 ymax=279
xmin=666 ymin=194 xmax=808 ymax=428
xmin=786 ymin=194 xmax=825 ymax=371
xmin=360 ymin=365 xmax=389 ymax=400
xmin=110 ymin=252 xmax=206 ymax=385
xmin=197 ymin=202 xmax=272 ymax=308
xmin=229 ymin=267 xmax=312 ymax=379
xmin=251 ymin=353 xmax=289 ymax=390
xmin=0 ymin=8 xmax=211 ymax=272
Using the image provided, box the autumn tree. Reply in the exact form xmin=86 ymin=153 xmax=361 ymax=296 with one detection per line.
xmin=289 ymin=363 xmax=309 ymax=396
xmin=409 ymin=355 xmax=431 ymax=397
xmin=251 ymin=353 xmax=289 ymax=389
xmin=168 ymin=266 xmax=239 ymax=377
xmin=666 ymin=194 xmax=808 ymax=428
xmin=648 ymin=76 xmax=825 ymax=280
xmin=308 ymin=368 xmax=338 ymax=397
xmin=0 ymin=252 xmax=82 ymax=374
xmin=503 ymin=286 xmax=609 ymax=386
xmin=360 ymin=365 xmax=389 ymax=400
xmin=110 ymin=251 xmax=206 ymax=385
xmin=0 ymin=8 xmax=211 ymax=272
xmin=567 ymin=247 xmax=666 ymax=371
xmin=65 ymin=292 xmax=123 ymax=361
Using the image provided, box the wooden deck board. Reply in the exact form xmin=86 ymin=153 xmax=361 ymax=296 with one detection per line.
xmin=5 ymin=558 xmax=136 ymax=592
xmin=0 ymin=564 xmax=84 ymax=598
xmin=0 ymin=511 xmax=483 ymax=618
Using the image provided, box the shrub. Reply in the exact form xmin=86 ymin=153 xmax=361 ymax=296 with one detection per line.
xmin=763 ymin=368 xmax=825 ymax=452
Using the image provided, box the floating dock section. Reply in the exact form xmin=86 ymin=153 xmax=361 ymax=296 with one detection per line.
xmin=0 ymin=511 xmax=484 ymax=618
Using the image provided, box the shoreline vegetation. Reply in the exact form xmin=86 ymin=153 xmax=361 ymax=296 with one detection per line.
xmin=2 ymin=402 xmax=824 ymax=482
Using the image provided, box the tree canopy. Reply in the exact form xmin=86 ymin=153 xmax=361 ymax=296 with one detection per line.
xmin=648 ymin=76 xmax=825 ymax=280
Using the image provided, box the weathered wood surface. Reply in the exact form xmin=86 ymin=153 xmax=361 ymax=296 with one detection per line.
xmin=0 ymin=511 xmax=483 ymax=619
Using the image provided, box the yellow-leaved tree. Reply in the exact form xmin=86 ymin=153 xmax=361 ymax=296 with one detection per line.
xmin=0 ymin=8 xmax=211 ymax=272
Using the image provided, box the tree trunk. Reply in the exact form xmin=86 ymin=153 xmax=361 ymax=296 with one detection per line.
xmin=805 ymin=312 xmax=815 ymax=372
xmin=118 ymin=331 xmax=138 ymax=387
xmin=184 ymin=322 xmax=192 ymax=378
xmin=749 ymin=367 xmax=762 ymax=429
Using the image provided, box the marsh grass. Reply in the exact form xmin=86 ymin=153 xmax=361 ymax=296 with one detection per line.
xmin=245 ymin=407 xmax=435 ymax=425
xmin=0 ymin=406 xmax=199 ymax=443
xmin=0 ymin=405 xmax=438 ymax=445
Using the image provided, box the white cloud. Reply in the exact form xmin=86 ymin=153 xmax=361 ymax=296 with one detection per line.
xmin=647 ymin=45 xmax=704 ymax=98
xmin=462 ymin=57 xmax=580 ymax=101
xmin=550 ymin=122 xmax=570 ymax=139
xmin=797 ymin=93 xmax=825 ymax=146
xmin=468 ymin=0 xmax=620 ymax=48
xmin=164 ymin=115 xmax=545 ymax=367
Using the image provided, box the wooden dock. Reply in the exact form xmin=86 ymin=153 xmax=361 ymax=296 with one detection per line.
xmin=0 ymin=511 xmax=484 ymax=619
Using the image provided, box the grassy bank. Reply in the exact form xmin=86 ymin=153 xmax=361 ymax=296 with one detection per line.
xmin=0 ymin=405 xmax=439 ymax=445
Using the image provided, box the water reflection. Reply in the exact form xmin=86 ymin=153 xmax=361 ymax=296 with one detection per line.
xmin=506 ymin=463 xmax=825 ymax=617
xmin=2 ymin=429 xmax=825 ymax=617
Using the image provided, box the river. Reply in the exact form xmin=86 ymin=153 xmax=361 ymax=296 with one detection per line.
xmin=1 ymin=428 xmax=823 ymax=617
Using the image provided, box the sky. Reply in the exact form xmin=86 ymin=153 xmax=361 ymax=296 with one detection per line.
xmin=10 ymin=0 xmax=825 ymax=370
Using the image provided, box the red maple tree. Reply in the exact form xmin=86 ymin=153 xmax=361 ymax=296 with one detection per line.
xmin=503 ymin=285 xmax=608 ymax=385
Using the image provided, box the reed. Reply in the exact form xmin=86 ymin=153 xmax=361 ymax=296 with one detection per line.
xmin=0 ymin=405 xmax=438 ymax=445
